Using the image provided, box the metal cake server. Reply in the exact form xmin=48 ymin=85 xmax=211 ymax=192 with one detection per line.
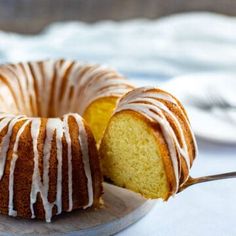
xmin=178 ymin=171 xmax=236 ymax=193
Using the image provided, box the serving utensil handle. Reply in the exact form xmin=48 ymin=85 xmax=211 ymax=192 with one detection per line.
xmin=178 ymin=171 xmax=236 ymax=193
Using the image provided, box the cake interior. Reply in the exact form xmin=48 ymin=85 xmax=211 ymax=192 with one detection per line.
xmin=83 ymin=97 xmax=118 ymax=144
xmin=100 ymin=111 xmax=170 ymax=199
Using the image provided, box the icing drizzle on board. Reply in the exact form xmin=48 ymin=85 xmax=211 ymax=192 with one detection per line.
xmin=115 ymin=87 xmax=198 ymax=195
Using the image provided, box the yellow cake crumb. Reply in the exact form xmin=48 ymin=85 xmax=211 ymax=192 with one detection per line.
xmin=100 ymin=111 xmax=170 ymax=199
xmin=83 ymin=97 xmax=118 ymax=144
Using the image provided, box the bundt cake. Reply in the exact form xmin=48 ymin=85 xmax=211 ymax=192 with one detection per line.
xmin=0 ymin=59 xmax=198 ymax=222
xmin=0 ymin=59 xmax=133 ymax=222
xmin=100 ymin=87 xmax=198 ymax=200
xmin=0 ymin=59 xmax=134 ymax=143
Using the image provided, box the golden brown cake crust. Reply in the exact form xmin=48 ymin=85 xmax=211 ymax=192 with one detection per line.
xmin=0 ymin=116 xmax=103 ymax=221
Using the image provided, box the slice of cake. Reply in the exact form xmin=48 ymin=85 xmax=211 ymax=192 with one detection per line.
xmin=99 ymin=87 xmax=197 ymax=200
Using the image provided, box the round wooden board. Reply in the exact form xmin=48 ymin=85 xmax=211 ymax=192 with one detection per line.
xmin=0 ymin=183 xmax=155 ymax=236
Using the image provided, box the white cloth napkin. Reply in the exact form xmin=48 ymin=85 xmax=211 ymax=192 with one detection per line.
xmin=1 ymin=12 xmax=236 ymax=80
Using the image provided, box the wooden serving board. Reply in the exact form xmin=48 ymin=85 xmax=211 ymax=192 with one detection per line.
xmin=0 ymin=183 xmax=155 ymax=236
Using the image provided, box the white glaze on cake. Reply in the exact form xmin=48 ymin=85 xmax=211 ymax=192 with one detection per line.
xmin=8 ymin=119 xmax=30 ymax=217
xmin=0 ymin=59 xmax=133 ymax=117
xmin=73 ymin=113 xmax=93 ymax=209
xmin=115 ymin=87 xmax=198 ymax=194
xmin=0 ymin=59 xmax=131 ymax=221
xmin=0 ymin=113 xmax=93 ymax=222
